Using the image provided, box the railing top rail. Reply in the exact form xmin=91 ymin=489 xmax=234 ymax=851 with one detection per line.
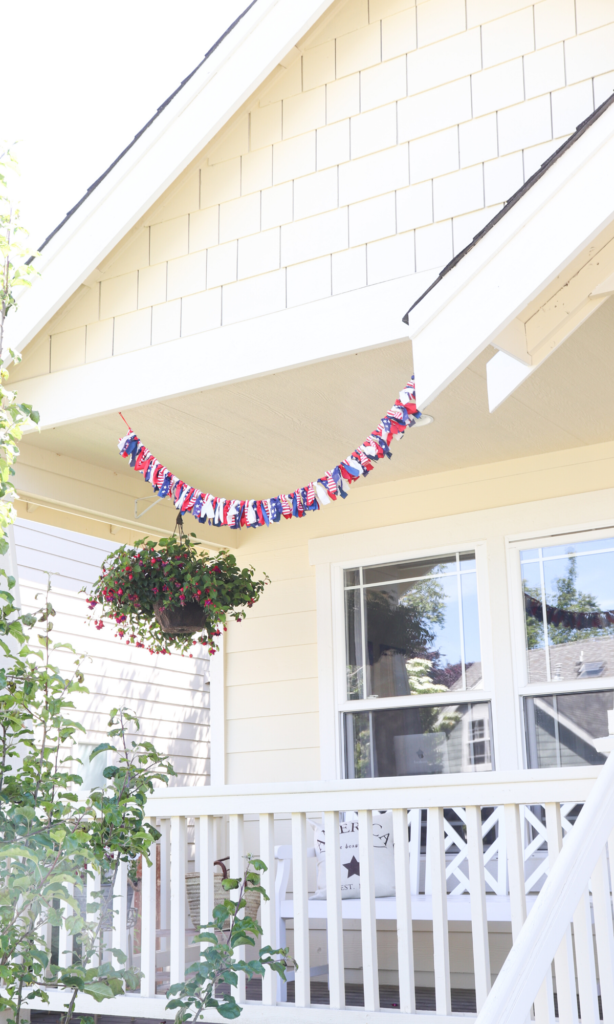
xmin=145 ymin=765 xmax=601 ymax=816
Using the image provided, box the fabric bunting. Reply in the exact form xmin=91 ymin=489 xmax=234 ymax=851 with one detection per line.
xmin=117 ymin=376 xmax=422 ymax=530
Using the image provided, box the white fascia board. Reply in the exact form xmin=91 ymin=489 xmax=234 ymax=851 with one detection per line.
xmin=5 ymin=0 xmax=335 ymax=354
xmin=406 ymin=103 xmax=614 ymax=409
xmin=17 ymin=274 xmax=431 ymax=432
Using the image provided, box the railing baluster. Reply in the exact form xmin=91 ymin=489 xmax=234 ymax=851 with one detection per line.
xmin=170 ymin=816 xmax=186 ymax=987
xmin=466 ymin=805 xmax=491 ymax=1011
xmin=112 ymin=859 xmax=128 ymax=970
xmin=591 ymin=849 xmax=614 ymax=1020
xmin=229 ymin=814 xmax=246 ymax=1003
xmin=292 ymin=811 xmax=311 ymax=1007
xmin=324 ymin=810 xmax=345 ymax=1009
xmin=199 ymin=815 xmax=215 ymax=931
xmin=504 ymin=803 xmax=527 ymax=941
xmin=159 ymin=818 xmax=170 ymax=953
xmin=141 ymin=820 xmax=157 ymax=997
xmin=86 ymin=865 xmax=101 ymax=968
xmin=545 ymin=803 xmax=578 ymax=1024
xmin=534 ymin=970 xmax=556 ymax=1024
xmin=260 ymin=813 xmax=278 ymax=1006
xmin=393 ymin=807 xmax=415 ymax=1013
xmin=58 ymin=881 xmax=74 ymax=969
xmin=428 ymin=806 xmax=451 ymax=1016
xmin=358 ymin=809 xmax=379 ymax=1011
xmin=573 ymin=887 xmax=600 ymax=1024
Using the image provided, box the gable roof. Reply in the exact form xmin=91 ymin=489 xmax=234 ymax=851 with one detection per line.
xmin=404 ymin=90 xmax=614 ymax=324
xmin=33 ymin=0 xmax=260 ymax=259
xmin=7 ymin=0 xmax=336 ymax=356
xmin=404 ymin=91 xmax=614 ymax=412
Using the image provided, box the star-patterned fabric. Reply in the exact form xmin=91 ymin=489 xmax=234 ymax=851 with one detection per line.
xmin=310 ymin=811 xmax=395 ymax=900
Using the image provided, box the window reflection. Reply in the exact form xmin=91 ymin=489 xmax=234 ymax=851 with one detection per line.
xmin=524 ymin=690 xmax=613 ymax=768
xmin=344 ymin=552 xmax=482 ymax=698
xmin=345 ymin=703 xmax=493 ymax=778
xmin=521 ymin=538 xmax=614 ymax=683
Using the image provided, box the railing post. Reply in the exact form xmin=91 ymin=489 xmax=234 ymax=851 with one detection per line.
xmin=291 ymin=811 xmax=311 ymax=1007
xmin=112 ymin=859 xmax=128 ymax=970
xmin=260 ymin=813 xmax=278 ymax=1006
xmin=58 ymin=881 xmax=74 ymax=970
xmin=324 ymin=810 xmax=345 ymax=1009
xmin=140 ymin=819 xmax=157 ymax=997
xmin=545 ymin=803 xmax=578 ymax=1024
xmin=170 ymin=816 xmax=186 ymax=987
xmin=199 ymin=815 xmax=215 ymax=932
xmin=572 ymin=888 xmax=600 ymax=1024
xmin=504 ymin=803 xmax=527 ymax=941
xmin=591 ymin=849 xmax=614 ymax=1020
xmin=358 ymin=809 xmax=379 ymax=1011
xmin=428 ymin=806 xmax=451 ymax=1016
xmin=86 ymin=865 xmax=101 ymax=968
xmin=229 ymin=814 xmax=246 ymax=1004
xmin=159 ymin=818 xmax=170 ymax=953
xmin=466 ymin=805 xmax=491 ymax=1011
xmin=393 ymin=808 xmax=415 ymax=1013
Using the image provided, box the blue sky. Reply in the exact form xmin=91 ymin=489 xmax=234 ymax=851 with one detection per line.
xmin=2 ymin=0 xmax=247 ymax=248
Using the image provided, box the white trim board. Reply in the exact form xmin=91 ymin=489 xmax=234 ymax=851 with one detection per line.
xmin=17 ymin=274 xmax=429 ymax=432
xmin=405 ymin=102 xmax=614 ymax=411
xmin=5 ymin=0 xmax=336 ymax=356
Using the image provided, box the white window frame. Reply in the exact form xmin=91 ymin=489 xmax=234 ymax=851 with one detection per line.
xmin=330 ymin=539 xmax=495 ymax=781
xmin=506 ymin=519 xmax=614 ymax=768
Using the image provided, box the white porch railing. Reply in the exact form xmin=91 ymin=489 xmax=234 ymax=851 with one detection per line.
xmin=29 ymin=764 xmax=614 ymax=1023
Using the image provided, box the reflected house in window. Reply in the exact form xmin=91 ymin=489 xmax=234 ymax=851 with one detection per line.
xmin=343 ymin=552 xmax=492 ymax=778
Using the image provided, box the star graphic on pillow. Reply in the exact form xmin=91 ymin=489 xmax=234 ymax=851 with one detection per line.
xmin=343 ymin=855 xmax=360 ymax=878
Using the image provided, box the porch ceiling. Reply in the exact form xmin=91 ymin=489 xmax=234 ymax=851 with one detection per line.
xmin=19 ymin=295 xmax=614 ymax=506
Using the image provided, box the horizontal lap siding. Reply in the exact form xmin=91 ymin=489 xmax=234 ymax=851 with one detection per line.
xmin=225 ymin=543 xmax=319 ymax=783
xmin=14 ymin=519 xmax=210 ymax=786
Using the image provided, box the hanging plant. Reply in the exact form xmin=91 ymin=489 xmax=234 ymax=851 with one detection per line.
xmin=85 ymin=527 xmax=267 ymax=656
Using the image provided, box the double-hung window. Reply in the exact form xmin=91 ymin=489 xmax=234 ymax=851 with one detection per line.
xmin=515 ymin=531 xmax=614 ymax=768
xmin=341 ymin=550 xmax=493 ymax=778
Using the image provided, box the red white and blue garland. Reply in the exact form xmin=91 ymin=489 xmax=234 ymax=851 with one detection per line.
xmin=118 ymin=376 xmax=421 ymax=530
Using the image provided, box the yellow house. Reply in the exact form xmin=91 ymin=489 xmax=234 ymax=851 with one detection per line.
xmin=7 ymin=0 xmax=614 ymax=1020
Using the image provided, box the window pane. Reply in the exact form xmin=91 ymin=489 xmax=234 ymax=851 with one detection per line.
xmin=345 ymin=588 xmax=364 ymax=700
xmin=344 ymin=568 xmax=360 ymax=588
xmin=459 ymin=552 xmax=477 ymax=571
xmin=522 ymin=559 xmax=547 ymax=683
xmin=520 ymin=548 xmax=540 ymax=563
xmin=542 ymin=536 xmax=614 ymax=559
xmin=365 ymin=575 xmax=464 ymax=697
xmin=461 ymin=572 xmax=482 ymax=688
xmin=344 ymin=702 xmax=493 ymax=778
xmin=543 ymin=550 xmax=614 ymax=681
xmin=363 ymin=554 xmax=457 ymax=585
xmin=524 ymin=691 xmax=612 ymax=768
xmin=345 ymin=711 xmax=372 ymax=779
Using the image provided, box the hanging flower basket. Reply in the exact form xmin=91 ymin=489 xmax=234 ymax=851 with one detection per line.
xmin=154 ymin=601 xmax=208 ymax=634
xmin=85 ymin=528 xmax=267 ymax=656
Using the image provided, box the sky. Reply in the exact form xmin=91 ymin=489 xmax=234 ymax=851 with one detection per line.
xmin=1 ymin=0 xmax=248 ymax=251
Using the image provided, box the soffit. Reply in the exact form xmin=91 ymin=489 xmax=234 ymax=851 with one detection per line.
xmin=20 ymin=296 xmax=614 ymax=502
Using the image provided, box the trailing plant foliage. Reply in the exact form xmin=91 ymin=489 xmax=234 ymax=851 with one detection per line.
xmin=0 ymin=152 xmax=175 ymax=1024
xmin=166 ymin=856 xmax=295 ymax=1022
xmin=85 ymin=532 xmax=268 ymax=656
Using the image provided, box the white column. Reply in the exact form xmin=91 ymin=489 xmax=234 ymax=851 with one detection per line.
xmin=209 ymin=638 xmax=225 ymax=786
